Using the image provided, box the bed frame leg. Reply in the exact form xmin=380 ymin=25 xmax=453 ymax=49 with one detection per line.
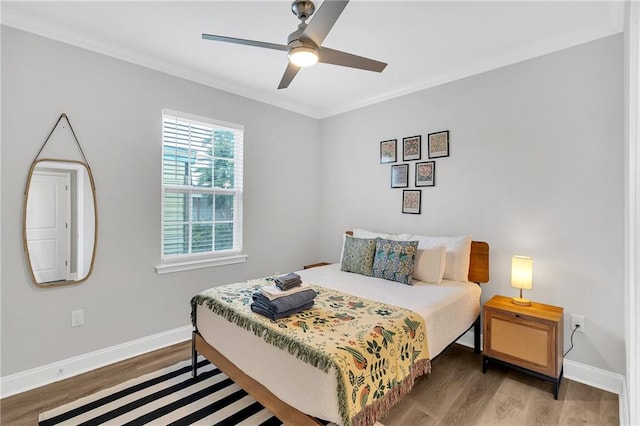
xmin=191 ymin=331 xmax=198 ymax=378
xmin=473 ymin=316 xmax=481 ymax=354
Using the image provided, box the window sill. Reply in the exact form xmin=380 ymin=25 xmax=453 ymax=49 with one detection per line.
xmin=155 ymin=254 xmax=248 ymax=275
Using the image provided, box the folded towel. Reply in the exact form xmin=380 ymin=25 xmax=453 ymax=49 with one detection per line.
xmin=274 ymin=272 xmax=301 ymax=288
xmin=276 ymin=279 xmax=302 ymax=291
xmin=250 ymin=301 xmax=314 ymax=320
xmin=252 ymin=288 xmax=317 ymax=314
xmin=260 ymin=282 xmax=311 ymax=300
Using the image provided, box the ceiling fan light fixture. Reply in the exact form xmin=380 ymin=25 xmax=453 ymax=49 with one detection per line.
xmin=288 ymin=46 xmax=318 ymax=67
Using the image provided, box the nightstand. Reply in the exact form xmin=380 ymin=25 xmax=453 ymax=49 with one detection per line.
xmin=303 ymin=262 xmax=331 ymax=269
xmin=482 ymin=295 xmax=564 ymax=399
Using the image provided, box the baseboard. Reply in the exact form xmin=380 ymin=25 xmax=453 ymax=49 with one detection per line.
xmin=456 ymin=332 xmax=624 ymax=396
xmin=563 ymin=359 xmax=625 ymax=395
xmin=1 ymin=325 xmax=626 ymax=402
xmin=0 ymin=325 xmax=192 ymax=399
xmin=456 ymin=330 xmax=482 ymax=349
xmin=456 ymin=329 xmax=478 ymax=351
xmin=620 ymin=377 xmax=630 ymax=426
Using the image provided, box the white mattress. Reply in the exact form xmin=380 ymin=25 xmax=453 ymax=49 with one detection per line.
xmin=195 ymin=264 xmax=481 ymax=425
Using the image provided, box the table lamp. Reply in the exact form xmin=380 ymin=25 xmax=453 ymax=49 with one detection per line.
xmin=511 ymin=255 xmax=533 ymax=306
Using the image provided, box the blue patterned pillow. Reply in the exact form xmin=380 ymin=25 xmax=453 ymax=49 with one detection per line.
xmin=340 ymin=235 xmax=377 ymax=276
xmin=372 ymin=238 xmax=419 ymax=284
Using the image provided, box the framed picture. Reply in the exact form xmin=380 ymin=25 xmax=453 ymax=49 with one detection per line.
xmin=428 ymin=130 xmax=449 ymax=159
xmin=402 ymin=190 xmax=421 ymax=214
xmin=415 ymin=161 xmax=435 ymax=187
xmin=402 ymin=135 xmax=421 ymax=161
xmin=380 ymin=139 xmax=397 ymax=164
xmin=391 ymin=164 xmax=409 ymax=188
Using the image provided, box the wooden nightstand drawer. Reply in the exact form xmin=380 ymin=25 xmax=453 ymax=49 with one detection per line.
xmin=485 ymin=309 xmax=556 ymax=376
xmin=482 ymin=295 xmax=564 ymax=399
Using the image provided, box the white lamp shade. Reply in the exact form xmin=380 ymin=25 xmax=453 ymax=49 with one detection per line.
xmin=511 ymin=256 xmax=533 ymax=290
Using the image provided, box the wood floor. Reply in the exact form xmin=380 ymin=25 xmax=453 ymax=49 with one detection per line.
xmin=383 ymin=345 xmax=619 ymax=425
xmin=1 ymin=342 xmax=618 ymax=425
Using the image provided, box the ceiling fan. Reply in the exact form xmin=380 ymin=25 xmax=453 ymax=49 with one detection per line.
xmin=202 ymin=0 xmax=387 ymax=89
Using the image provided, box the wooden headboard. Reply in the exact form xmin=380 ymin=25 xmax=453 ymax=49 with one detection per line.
xmin=345 ymin=231 xmax=490 ymax=284
xmin=469 ymin=241 xmax=489 ymax=284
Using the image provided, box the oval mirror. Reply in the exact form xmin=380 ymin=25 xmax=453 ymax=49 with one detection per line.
xmin=23 ymin=159 xmax=97 ymax=286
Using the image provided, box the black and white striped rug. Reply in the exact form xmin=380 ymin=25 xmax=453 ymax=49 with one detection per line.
xmin=38 ymin=357 xmax=283 ymax=425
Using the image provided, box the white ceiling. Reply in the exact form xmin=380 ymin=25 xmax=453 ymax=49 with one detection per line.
xmin=1 ymin=1 xmax=625 ymax=119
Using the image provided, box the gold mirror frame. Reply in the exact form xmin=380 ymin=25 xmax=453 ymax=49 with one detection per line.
xmin=23 ymin=158 xmax=98 ymax=287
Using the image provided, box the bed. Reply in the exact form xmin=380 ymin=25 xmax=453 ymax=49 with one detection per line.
xmin=191 ymin=232 xmax=489 ymax=426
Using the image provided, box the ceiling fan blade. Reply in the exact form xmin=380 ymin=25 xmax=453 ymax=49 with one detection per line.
xmin=318 ymin=47 xmax=387 ymax=72
xmin=301 ymin=0 xmax=349 ymax=47
xmin=278 ymin=63 xmax=301 ymax=89
xmin=202 ymin=33 xmax=288 ymax=52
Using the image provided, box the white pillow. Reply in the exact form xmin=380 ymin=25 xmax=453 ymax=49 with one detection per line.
xmin=413 ymin=244 xmax=446 ymax=284
xmin=410 ymin=235 xmax=472 ymax=282
xmin=353 ymin=228 xmax=411 ymax=241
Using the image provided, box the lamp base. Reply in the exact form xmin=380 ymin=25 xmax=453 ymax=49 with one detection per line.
xmin=512 ymin=297 xmax=531 ymax=306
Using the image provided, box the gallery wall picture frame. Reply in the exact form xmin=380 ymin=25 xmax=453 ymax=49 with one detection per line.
xmin=428 ymin=130 xmax=450 ymax=159
xmin=402 ymin=135 xmax=421 ymax=161
xmin=415 ymin=161 xmax=435 ymax=187
xmin=391 ymin=164 xmax=409 ymax=188
xmin=380 ymin=139 xmax=397 ymax=163
xmin=402 ymin=189 xmax=421 ymax=214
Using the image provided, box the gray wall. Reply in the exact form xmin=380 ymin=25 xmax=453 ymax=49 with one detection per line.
xmin=1 ymin=26 xmax=322 ymax=376
xmin=318 ymin=34 xmax=625 ymax=374
xmin=1 ymin=26 xmax=625 ymax=377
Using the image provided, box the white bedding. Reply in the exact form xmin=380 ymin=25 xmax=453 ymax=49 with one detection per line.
xmin=195 ymin=264 xmax=481 ymax=425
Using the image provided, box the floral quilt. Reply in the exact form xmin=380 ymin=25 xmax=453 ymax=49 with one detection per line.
xmin=191 ymin=277 xmax=431 ymax=426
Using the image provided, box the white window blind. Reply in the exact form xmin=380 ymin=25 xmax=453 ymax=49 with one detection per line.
xmin=160 ymin=110 xmax=243 ymax=264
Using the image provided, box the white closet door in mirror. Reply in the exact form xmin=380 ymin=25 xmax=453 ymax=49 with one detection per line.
xmin=24 ymin=159 xmax=97 ymax=286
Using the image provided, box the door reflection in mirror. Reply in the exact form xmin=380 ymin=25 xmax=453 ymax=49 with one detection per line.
xmin=24 ymin=159 xmax=96 ymax=286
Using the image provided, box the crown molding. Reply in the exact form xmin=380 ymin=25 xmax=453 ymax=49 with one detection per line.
xmin=1 ymin=3 xmax=625 ymax=121
xmin=0 ymin=5 xmax=322 ymax=118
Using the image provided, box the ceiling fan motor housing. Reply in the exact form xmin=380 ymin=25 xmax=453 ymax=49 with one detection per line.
xmin=291 ymin=0 xmax=316 ymax=21
xmin=287 ymin=24 xmax=319 ymax=51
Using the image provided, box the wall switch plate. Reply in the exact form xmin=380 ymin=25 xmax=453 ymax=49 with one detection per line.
xmin=570 ymin=314 xmax=585 ymax=333
xmin=71 ymin=309 xmax=84 ymax=327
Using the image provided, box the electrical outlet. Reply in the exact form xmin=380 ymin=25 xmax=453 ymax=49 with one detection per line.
xmin=71 ymin=309 xmax=84 ymax=327
xmin=570 ymin=314 xmax=585 ymax=333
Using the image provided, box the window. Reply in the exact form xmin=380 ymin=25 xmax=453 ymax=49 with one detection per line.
xmin=157 ymin=110 xmax=245 ymax=273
